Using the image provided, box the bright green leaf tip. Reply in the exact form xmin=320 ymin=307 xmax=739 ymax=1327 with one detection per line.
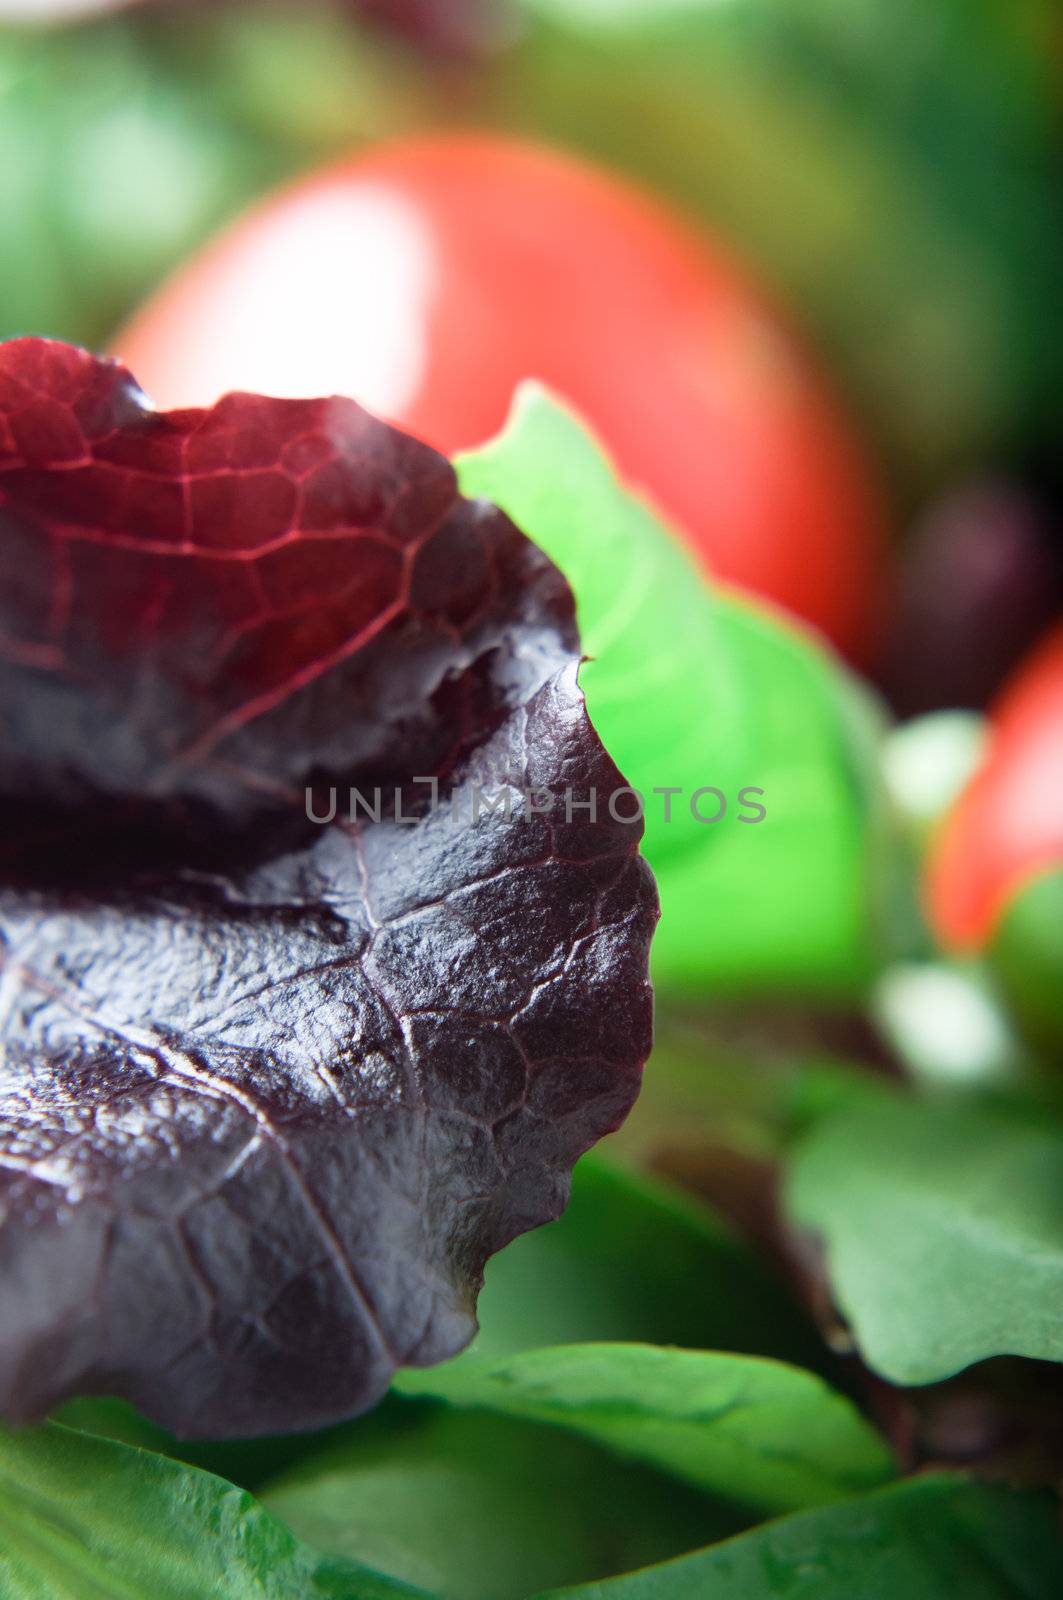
xmin=457 ymin=385 xmax=894 ymax=998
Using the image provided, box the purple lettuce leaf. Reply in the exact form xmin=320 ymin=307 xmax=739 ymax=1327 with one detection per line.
xmin=0 ymin=338 xmax=656 ymax=1438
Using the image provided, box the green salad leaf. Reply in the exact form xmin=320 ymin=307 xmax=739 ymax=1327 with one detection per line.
xmin=457 ymin=387 xmax=891 ymax=998
xmin=395 ymin=1342 xmax=894 ymax=1513
xmin=787 ymin=1095 xmax=1063 ymax=1382
xmin=259 ymin=1403 xmax=734 ymax=1600
xmin=0 ymin=1422 xmax=426 ymax=1600
xmin=531 ymin=1475 xmax=1063 ymax=1599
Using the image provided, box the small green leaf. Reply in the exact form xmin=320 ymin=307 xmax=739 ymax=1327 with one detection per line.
xmin=0 ymin=1422 xmax=426 ymax=1600
xmin=260 ymin=1404 xmax=734 ymax=1600
xmin=786 ymin=1095 xmax=1063 ymax=1382
xmin=395 ymin=1342 xmax=893 ymax=1513
xmin=531 ymin=1475 xmax=1063 ymax=1599
xmin=458 ymin=387 xmax=891 ymax=997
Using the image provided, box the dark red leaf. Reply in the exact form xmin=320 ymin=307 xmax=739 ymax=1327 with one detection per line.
xmin=0 ymin=338 xmax=656 ymax=1437
xmin=347 ymin=0 xmax=508 ymax=60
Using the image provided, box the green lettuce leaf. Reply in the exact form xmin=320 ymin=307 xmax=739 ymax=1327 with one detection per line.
xmin=0 ymin=1421 xmax=427 ymax=1599
xmin=530 ymin=1474 xmax=1063 ymax=1599
xmin=786 ymin=1095 xmax=1063 ymax=1382
xmin=457 ymin=386 xmax=891 ymax=997
xmin=259 ymin=1403 xmax=735 ymax=1600
xmin=394 ymin=1342 xmax=893 ymax=1513
xmin=56 ymin=1154 xmax=828 ymax=1490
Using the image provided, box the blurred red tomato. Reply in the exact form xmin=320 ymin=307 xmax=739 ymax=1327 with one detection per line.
xmin=114 ymin=136 xmax=885 ymax=658
xmin=927 ymin=622 xmax=1063 ymax=947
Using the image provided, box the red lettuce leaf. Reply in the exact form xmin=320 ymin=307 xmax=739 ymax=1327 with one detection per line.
xmin=0 ymin=338 xmax=656 ymax=1438
xmin=349 ymin=0 xmax=504 ymax=59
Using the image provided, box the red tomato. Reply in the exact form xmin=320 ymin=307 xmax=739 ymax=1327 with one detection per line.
xmin=927 ymin=622 xmax=1063 ymax=947
xmin=114 ymin=136 xmax=885 ymax=658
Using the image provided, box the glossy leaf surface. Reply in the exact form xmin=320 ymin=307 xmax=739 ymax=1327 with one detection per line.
xmin=0 ymin=339 xmax=656 ymax=1436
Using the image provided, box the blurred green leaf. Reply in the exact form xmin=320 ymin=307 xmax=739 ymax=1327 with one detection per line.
xmin=0 ymin=24 xmax=271 ymax=345
xmin=787 ymin=1095 xmax=1063 ymax=1382
xmin=989 ymin=868 xmax=1063 ymax=1056
xmin=0 ymin=1421 xmax=424 ymax=1599
xmin=394 ymin=1342 xmax=894 ymax=1513
xmin=458 ymin=386 xmax=892 ymax=997
xmin=610 ymin=1027 xmax=887 ymax=1170
xmin=531 ymin=1475 xmax=1063 ymax=1599
xmin=260 ymin=1403 xmax=733 ymax=1600
xmin=501 ymin=0 xmax=1063 ymax=482
xmin=0 ymin=9 xmax=413 ymax=348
